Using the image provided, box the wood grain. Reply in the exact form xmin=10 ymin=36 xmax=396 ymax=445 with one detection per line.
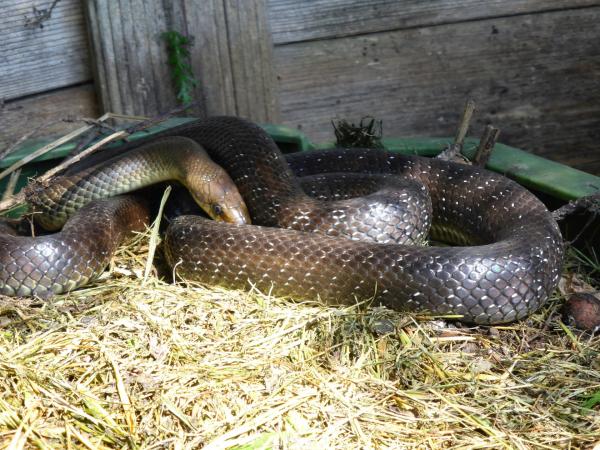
xmin=0 ymin=0 xmax=92 ymax=100
xmin=0 ymin=84 xmax=99 ymax=153
xmin=268 ymin=0 xmax=600 ymax=44
xmin=273 ymin=7 xmax=600 ymax=174
xmin=84 ymin=0 xmax=175 ymax=116
xmin=224 ymin=0 xmax=280 ymax=121
xmin=182 ymin=0 xmax=235 ymax=116
xmin=84 ymin=0 xmax=279 ymax=122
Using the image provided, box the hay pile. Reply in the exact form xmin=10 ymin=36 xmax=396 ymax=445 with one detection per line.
xmin=0 ymin=231 xmax=598 ymax=449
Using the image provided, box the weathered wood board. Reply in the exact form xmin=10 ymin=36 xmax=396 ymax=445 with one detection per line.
xmin=272 ymin=5 xmax=600 ymax=174
xmin=0 ymin=84 xmax=99 ymax=152
xmin=83 ymin=0 xmax=279 ymax=122
xmin=0 ymin=0 xmax=91 ymax=101
xmin=268 ymin=0 xmax=600 ymax=43
xmin=2 ymin=0 xmax=598 ymax=175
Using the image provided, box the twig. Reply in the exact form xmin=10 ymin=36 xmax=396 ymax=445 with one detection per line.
xmin=124 ymin=102 xmax=199 ymax=135
xmin=552 ymin=193 xmax=600 ymax=222
xmin=552 ymin=193 xmax=600 ymax=244
xmin=40 ymin=130 xmax=129 ymax=182
xmin=67 ymin=117 xmax=120 ymax=134
xmin=1 ymin=128 xmax=128 ymax=213
xmin=62 ymin=104 xmax=197 ymax=164
xmin=437 ymin=100 xmax=476 ymax=161
xmin=0 ymin=106 xmax=195 ymax=214
xmin=24 ymin=0 xmax=60 ymax=29
xmin=0 ymin=116 xmax=122 ymax=162
xmin=454 ymin=99 xmax=476 ymax=147
xmin=0 ymin=123 xmax=108 ymax=212
xmin=66 ymin=113 xmax=150 ymax=157
xmin=567 ymin=212 xmax=597 ymax=246
xmin=0 ymin=113 xmax=143 ymax=212
xmin=472 ymin=125 xmax=500 ymax=167
xmin=552 ymin=192 xmax=599 ymax=246
xmin=68 ymin=129 xmax=103 ymax=157
xmin=0 ymin=117 xmax=108 ymax=185
xmin=0 ymin=119 xmax=65 ymax=162
xmin=105 ymin=113 xmax=149 ymax=122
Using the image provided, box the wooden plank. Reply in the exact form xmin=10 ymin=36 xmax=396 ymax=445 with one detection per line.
xmin=267 ymin=0 xmax=600 ymax=44
xmin=84 ymin=0 xmax=279 ymax=122
xmin=0 ymin=0 xmax=91 ymax=100
xmin=184 ymin=0 xmax=280 ymax=121
xmin=223 ymin=0 xmax=280 ymax=121
xmin=182 ymin=0 xmax=235 ymax=116
xmin=0 ymin=84 xmax=100 ymax=153
xmin=273 ymin=7 xmax=600 ymax=175
xmin=84 ymin=0 xmax=175 ymax=116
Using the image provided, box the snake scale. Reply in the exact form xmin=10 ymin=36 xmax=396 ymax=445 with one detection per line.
xmin=2 ymin=116 xmax=564 ymax=324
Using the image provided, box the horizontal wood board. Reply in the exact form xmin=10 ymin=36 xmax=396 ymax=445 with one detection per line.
xmin=272 ymin=6 xmax=600 ymax=174
xmin=267 ymin=0 xmax=600 ymax=43
xmin=0 ymin=84 xmax=99 ymax=153
xmin=0 ymin=0 xmax=92 ymax=100
xmin=2 ymin=0 xmax=598 ymax=175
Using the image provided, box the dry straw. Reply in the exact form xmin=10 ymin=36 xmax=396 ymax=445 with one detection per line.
xmin=0 ymin=228 xmax=598 ymax=449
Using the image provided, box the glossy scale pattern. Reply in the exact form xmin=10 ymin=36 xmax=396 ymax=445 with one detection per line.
xmin=160 ymin=117 xmax=564 ymax=324
xmin=0 ymin=196 xmax=149 ymax=297
xmin=1 ymin=116 xmax=564 ymax=324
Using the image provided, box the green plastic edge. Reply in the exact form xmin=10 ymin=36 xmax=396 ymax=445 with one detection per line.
xmin=380 ymin=137 xmax=599 ymax=201
xmin=5 ymin=118 xmax=599 ymax=202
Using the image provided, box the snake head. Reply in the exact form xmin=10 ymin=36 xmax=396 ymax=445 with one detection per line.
xmin=191 ymin=184 xmax=251 ymax=225
xmin=183 ymin=144 xmax=251 ymax=225
xmin=189 ymin=170 xmax=251 ymax=225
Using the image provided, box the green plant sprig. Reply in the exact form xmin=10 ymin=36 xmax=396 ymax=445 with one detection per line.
xmin=161 ymin=31 xmax=199 ymax=105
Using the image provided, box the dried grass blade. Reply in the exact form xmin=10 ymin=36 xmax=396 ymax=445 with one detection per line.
xmin=101 ymin=346 xmax=136 ymax=437
xmin=143 ymin=186 xmax=171 ymax=284
xmin=203 ymin=393 xmax=314 ymax=450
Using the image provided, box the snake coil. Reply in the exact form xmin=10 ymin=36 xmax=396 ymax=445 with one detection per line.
xmin=2 ymin=116 xmax=564 ymax=324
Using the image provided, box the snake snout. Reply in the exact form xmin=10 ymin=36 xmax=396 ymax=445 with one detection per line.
xmin=222 ymin=203 xmax=251 ymax=225
xmin=216 ymin=187 xmax=251 ymax=224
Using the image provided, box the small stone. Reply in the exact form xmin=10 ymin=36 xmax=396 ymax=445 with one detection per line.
xmin=370 ymin=318 xmax=395 ymax=336
xmin=487 ymin=327 xmax=500 ymax=338
xmin=563 ymin=293 xmax=600 ymax=332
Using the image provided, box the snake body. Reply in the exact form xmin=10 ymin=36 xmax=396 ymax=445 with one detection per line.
xmin=0 ymin=196 xmax=149 ymax=297
xmin=3 ymin=116 xmax=564 ymax=324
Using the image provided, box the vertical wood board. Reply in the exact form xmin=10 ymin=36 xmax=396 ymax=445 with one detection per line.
xmin=84 ymin=0 xmax=279 ymax=122
xmin=84 ymin=0 xmax=175 ymax=115
xmin=224 ymin=0 xmax=279 ymax=120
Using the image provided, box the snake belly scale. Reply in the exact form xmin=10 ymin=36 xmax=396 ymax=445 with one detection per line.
xmin=5 ymin=116 xmax=564 ymax=324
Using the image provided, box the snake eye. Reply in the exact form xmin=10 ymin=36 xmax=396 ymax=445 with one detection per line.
xmin=212 ymin=204 xmax=224 ymax=217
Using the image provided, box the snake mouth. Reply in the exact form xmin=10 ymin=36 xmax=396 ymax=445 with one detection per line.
xmin=198 ymin=199 xmax=251 ymax=225
xmin=226 ymin=204 xmax=252 ymax=225
xmin=215 ymin=204 xmax=251 ymax=225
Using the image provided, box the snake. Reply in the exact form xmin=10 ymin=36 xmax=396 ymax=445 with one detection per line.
xmin=1 ymin=116 xmax=563 ymax=324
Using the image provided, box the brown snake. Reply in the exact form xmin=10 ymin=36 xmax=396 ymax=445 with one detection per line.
xmin=1 ymin=116 xmax=564 ymax=324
